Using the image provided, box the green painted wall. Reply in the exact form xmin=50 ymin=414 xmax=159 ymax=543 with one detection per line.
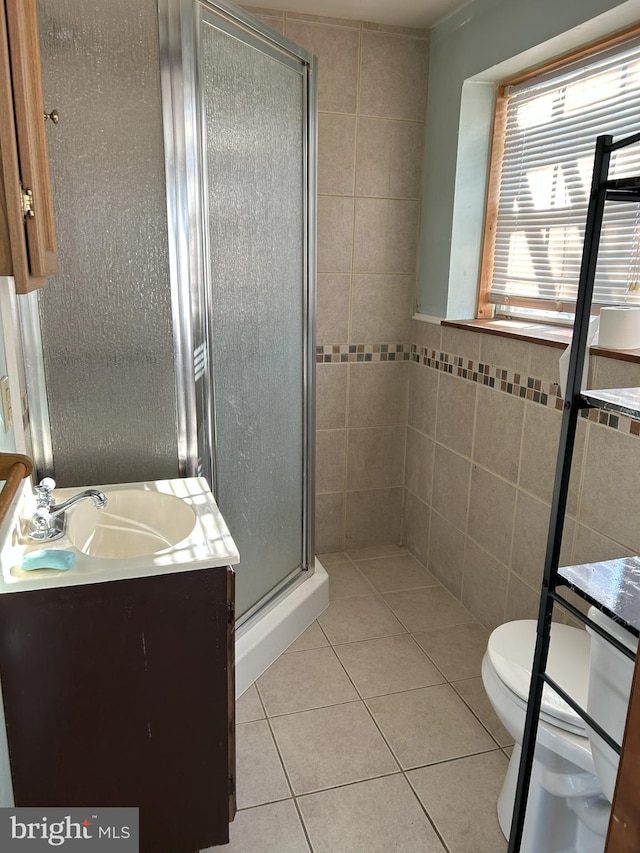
xmin=418 ymin=0 xmax=640 ymax=317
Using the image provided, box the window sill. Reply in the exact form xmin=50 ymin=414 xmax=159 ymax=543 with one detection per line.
xmin=441 ymin=318 xmax=640 ymax=364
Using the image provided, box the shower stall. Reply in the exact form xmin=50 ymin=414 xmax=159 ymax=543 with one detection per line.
xmin=20 ymin=0 xmax=324 ymax=680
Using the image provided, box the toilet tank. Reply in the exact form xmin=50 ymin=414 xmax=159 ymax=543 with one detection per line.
xmin=585 ymin=606 xmax=638 ymax=802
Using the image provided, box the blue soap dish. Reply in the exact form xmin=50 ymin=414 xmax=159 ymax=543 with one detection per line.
xmin=20 ymin=550 xmax=76 ymax=572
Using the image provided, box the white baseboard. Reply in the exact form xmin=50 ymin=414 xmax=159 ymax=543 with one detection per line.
xmin=235 ymin=559 xmax=329 ymax=698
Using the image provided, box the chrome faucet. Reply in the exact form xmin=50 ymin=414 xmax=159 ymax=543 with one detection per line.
xmin=28 ymin=477 xmax=108 ymax=541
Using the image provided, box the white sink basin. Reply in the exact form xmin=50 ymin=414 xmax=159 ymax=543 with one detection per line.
xmin=0 ymin=477 xmax=239 ymax=593
xmin=68 ymin=489 xmax=197 ymax=559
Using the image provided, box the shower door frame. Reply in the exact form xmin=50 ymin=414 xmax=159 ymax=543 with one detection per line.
xmin=158 ymin=0 xmax=317 ymax=625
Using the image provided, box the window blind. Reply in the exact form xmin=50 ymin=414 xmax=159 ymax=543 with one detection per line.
xmin=490 ymin=37 xmax=640 ymax=313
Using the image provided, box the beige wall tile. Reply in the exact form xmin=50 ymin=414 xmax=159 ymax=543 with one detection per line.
xmin=519 ymin=402 xmax=582 ymax=513
xmin=518 ymin=403 xmax=562 ymax=504
xmin=592 ymin=354 xmax=640 ymax=389
xmin=316 ymin=429 xmax=346 ymax=493
xmin=405 ymin=426 xmax=434 ymax=505
xmin=512 ymin=491 xmax=573 ymax=588
xmin=440 ymin=326 xmax=480 ymax=361
xmin=317 ymin=274 xmax=350 ymax=344
xmin=317 ymin=196 xmax=354 ymax=273
xmin=345 ymin=487 xmax=403 ymax=548
xmin=315 ymin=492 xmax=344 ymax=553
xmin=529 ymin=342 xmax=562 ymax=385
xmin=402 ymin=490 xmax=430 ymax=566
xmin=246 ymin=12 xmax=285 ymax=34
xmin=428 ymin=510 xmax=465 ymax=599
xmin=435 ymin=373 xmax=477 ymax=457
xmin=432 ymin=444 xmax=471 ymax=531
xmin=316 ymin=364 xmax=348 ymax=429
xmin=467 ymin=466 xmax=516 ymax=565
xmin=350 ymin=275 xmax=413 ymax=342
xmin=353 ymin=198 xmax=420 ymax=274
xmin=413 ymin=317 xmax=441 ymax=349
xmin=473 ymin=387 xmax=525 ymax=483
xmin=318 ymin=113 xmax=356 ymax=195
xmin=355 ymin=118 xmax=424 ymax=199
xmin=480 ymin=334 xmax=531 ymax=376
xmin=347 ymin=426 xmax=406 ymax=489
xmin=580 ymin=423 xmax=640 ymax=553
xmin=285 ymin=21 xmax=360 ymax=113
xmin=285 ymin=11 xmax=360 ymax=27
xmin=348 ymin=362 xmax=409 ymax=426
xmin=572 ymin=523 xmax=634 ymax=565
xmin=462 ymin=539 xmax=508 ymax=631
xmin=359 ymin=31 xmax=429 ymax=121
xmin=408 ymin=361 xmax=438 ymax=437
xmin=505 ymin=573 xmax=541 ymax=622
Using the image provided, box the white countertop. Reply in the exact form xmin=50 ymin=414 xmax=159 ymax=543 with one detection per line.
xmin=0 ymin=477 xmax=239 ymax=594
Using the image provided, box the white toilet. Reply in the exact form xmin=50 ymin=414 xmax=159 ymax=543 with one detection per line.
xmin=482 ymin=619 xmax=610 ymax=853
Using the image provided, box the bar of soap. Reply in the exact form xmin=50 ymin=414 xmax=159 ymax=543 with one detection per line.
xmin=20 ymin=550 xmax=76 ymax=572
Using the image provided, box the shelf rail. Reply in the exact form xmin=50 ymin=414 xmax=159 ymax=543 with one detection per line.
xmin=507 ymin=131 xmax=640 ymax=852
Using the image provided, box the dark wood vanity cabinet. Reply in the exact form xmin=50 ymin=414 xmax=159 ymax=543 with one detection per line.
xmin=0 ymin=566 xmax=236 ymax=852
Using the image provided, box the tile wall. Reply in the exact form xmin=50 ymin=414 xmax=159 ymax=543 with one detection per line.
xmin=405 ymin=319 xmax=640 ymax=631
xmin=244 ymin=6 xmax=430 ymax=553
xmin=244 ymin=7 xmax=640 ymax=634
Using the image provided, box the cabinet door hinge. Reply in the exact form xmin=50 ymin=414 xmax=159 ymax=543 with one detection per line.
xmin=227 ymin=599 xmax=234 ymax=623
xmin=19 ymin=184 xmax=35 ymax=220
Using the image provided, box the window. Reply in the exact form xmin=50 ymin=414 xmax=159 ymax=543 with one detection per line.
xmin=480 ymin=32 xmax=640 ymax=322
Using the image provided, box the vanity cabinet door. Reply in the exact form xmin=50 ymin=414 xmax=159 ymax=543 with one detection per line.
xmin=0 ymin=0 xmax=57 ymax=292
xmin=0 ymin=566 xmax=235 ymax=853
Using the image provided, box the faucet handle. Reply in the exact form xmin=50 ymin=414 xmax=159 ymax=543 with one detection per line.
xmin=35 ymin=477 xmax=56 ymax=507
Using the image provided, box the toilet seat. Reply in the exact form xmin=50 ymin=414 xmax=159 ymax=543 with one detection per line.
xmin=487 ymin=620 xmax=591 ymax=736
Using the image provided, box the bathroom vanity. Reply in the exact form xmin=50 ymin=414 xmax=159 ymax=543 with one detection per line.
xmin=0 ymin=477 xmax=239 ymax=852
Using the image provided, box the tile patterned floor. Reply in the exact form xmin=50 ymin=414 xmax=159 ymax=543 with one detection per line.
xmin=211 ymin=546 xmax=515 ymax=852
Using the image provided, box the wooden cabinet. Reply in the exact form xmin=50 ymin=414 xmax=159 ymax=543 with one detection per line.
xmin=0 ymin=566 xmax=236 ymax=852
xmin=0 ymin=0 xmax=57 ymax=292
xmin=606 ymin=653 xmax=640 ymax=852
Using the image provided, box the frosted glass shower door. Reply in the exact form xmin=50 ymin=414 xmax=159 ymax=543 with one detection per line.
xmin=200 ymin=13 xmax=310 ymax=617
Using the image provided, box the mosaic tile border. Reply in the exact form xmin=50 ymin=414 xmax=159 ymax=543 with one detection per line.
xmin=316 ymin=343 xmax=411 ymax=363
xmin=411 ymin=344 xmax=639 ymax=438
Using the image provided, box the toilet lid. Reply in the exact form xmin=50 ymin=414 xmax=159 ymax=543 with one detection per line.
xmin=487 ymin=620 xmax=590 ymax=734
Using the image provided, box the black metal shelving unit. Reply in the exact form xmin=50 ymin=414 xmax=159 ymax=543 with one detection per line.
xmin=507 ymin=131 xmax=640 ymax=852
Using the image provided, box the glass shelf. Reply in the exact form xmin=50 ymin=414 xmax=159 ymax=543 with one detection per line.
xmin=558 ymin=556 xmax=640 ymax=637
xmin=581 ymin=388 xmax=640 ymax=419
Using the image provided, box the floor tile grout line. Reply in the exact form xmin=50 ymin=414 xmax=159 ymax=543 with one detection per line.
xmin=324 ymin=612 xmax=456 ymax=853
xmin=403 ymin=771 xmax=454 ymax=853
xmin=449 ymin=680 xmax=515 ymax=751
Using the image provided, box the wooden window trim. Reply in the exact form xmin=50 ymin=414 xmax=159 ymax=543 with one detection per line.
xmin=477 ymin=21 xmax=640 ymax=320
